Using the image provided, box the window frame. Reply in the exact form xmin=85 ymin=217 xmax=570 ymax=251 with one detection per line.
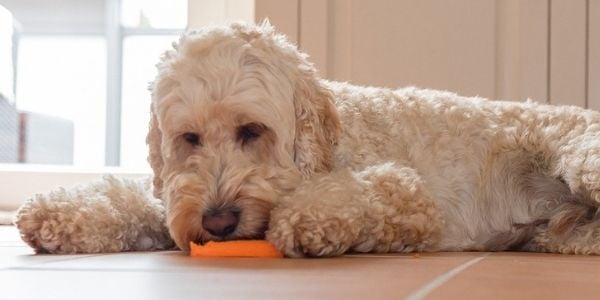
xmin=0 ymin=0 xmax=187 ymax=210
xmin=105 ymin=0 xmax=185 ymax=166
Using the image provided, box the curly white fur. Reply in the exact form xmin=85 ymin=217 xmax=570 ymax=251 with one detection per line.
xmin=15 ymin=22 xmax=600 ymax=256
xmin=15 ymin=176 xmax=173 ymax=253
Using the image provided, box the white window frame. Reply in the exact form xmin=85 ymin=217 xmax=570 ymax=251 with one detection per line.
xmin=0 ymin=0 xmax=186 ymax=210
xmin=105 ymin=0 xmax=185 ymax=166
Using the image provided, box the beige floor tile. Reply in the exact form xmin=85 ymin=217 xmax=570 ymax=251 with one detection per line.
xmin=1 ymin=254 xmax=481 ymax=300
xmin=427 ymin=252 xmax=600 ymax=299
xmin=0 ymin=247 xmax=99 ymax=269
xmin=2 ymin=225 xmax=482 ymax=299
xmin=7 ymin=224 xmax=600 ymax=299
xmin=22 ymin=249 xmax=478 ymax=273
xmin=0 ymin=226 xmax=98 ymax=269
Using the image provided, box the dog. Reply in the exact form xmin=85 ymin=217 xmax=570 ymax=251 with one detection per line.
xmin=15 ymin=22 xmax=600 ymax=257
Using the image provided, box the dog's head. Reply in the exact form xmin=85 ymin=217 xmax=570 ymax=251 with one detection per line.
xmin=147 ymin=22 xmax=341 ymax=249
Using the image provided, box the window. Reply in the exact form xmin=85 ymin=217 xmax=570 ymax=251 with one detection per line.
xmin=17 ymin=36 xmax=107 ymax=166
xmin=118 ymin=0 xmax=186 ymax=170
xmin=0 ymin=0 xmax=187 ymax=171
xmin=120 ymin=35 xmax=179 ymax=169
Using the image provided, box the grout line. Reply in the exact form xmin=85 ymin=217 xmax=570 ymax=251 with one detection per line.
xmin=297 ymin=0 xmax=301 ymax=47
xmin=405 ymin=253 xmax=491 ymax=300
xmin=0 ymin=254 xmax=103 ymax=271
xmin=6 ymin=267 xmax=160 ymax=273
xmin=585 ymin=0 xmax=590 ymax=109
xmin=547 ymin=0 xmax=552 ymax=104
xmin=5 ymin=266 xmax=212 ymax=274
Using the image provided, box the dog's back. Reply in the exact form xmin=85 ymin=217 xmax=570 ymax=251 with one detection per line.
xmin=327 ymin=80 xmax=599 ymax=252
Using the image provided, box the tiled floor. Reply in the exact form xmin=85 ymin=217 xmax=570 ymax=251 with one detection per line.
xmin=2 ymin=225 xmax=600 ymax=300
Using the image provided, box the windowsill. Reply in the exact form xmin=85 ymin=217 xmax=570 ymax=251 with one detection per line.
xmin=0 ymin=163 xmax=151 ymax=174
xmin=0 ymin=163 xmax=151 ymax=211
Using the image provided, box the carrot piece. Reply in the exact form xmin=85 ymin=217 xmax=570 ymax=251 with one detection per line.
xmin=190 ymin=240 xmax=284 ymax=258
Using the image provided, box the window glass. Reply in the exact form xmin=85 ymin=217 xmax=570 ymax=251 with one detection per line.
xmin=16 ymin=36 xmax=107 ymax=166
xmin=120 ymin=35 xmax=178 ymax=170
xmin=0 ymin=0 xmax=187 ymax=168
xmin=0 ymin=0 xmax=209 ymax=169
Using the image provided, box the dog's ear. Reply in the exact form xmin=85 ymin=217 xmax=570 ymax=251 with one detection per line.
xmin=147 ymin=43 xmax=179 ymax=200
xmin=293 ymin=70 xmax=341 ymax=176
xmin=234 ymin=22 xmax=341 ymax=176
xmin=147 ymin=106 xmax=165 ymax=199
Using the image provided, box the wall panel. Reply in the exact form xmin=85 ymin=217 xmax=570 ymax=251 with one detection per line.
xmin=550 ymin=0 xmax=587 ymax=107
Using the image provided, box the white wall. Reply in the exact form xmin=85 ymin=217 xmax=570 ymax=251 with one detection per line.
xmin=187 ymin=0 xmax=255 ymax=29
xmin=0 ymin=164 xmax=147 ymax=211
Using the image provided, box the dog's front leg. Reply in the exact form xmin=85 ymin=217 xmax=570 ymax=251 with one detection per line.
xmin=14 ymin=176 xmax=174 ymax=254
xmin=266 ymin=162 xmax=443 ymax=257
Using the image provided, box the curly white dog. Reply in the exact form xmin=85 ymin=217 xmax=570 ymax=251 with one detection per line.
xmin=15 ymin=22 xmax=600 ymax=257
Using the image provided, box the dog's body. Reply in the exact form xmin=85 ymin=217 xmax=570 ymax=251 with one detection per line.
xmin=315 ymin=82 xmax=599 ymax=255
xmin=15 ymin=23 xmax=600 ymax=256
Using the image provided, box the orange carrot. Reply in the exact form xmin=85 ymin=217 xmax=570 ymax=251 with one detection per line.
xmin=190 ymin=240 xmax=283 ymax=258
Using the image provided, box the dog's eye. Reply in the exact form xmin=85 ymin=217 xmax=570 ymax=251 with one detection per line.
xmin=182 ymin=132 xmax=201 ymax=146
xmin=237 ymin=123 xmax=265 ymax=145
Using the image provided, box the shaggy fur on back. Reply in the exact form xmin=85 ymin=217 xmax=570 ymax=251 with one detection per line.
xmin=15 ymin=22 xmax=600 ymax=256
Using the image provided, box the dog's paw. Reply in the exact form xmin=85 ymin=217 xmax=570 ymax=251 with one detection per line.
xmin=16 ymin=197 xmax=112 ymax=254
xmin=14 ymin=190 xmax=129 ymax=254
xmin=15 ymin=197 xmax=76 ymax=253
xmin=266 ymin=206 xmax=360 ymax=258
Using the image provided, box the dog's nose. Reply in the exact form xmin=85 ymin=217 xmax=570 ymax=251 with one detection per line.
xmin=202 ymin=209 xmax=239 ymax=237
